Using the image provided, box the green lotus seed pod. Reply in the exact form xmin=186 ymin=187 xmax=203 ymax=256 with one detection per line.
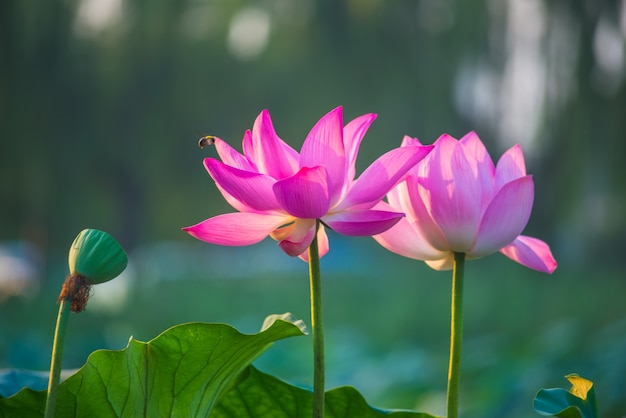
xmin=68 ymin=229 xmax=128 ymax=284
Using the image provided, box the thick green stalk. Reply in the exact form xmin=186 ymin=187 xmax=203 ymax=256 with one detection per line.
xmin=446 ymin=252 xmax=466 ymax=418
xmin=308 ymin=221 xmax=325 ymax=418
xmin=45 ymin=297 xmax=71 ymax=418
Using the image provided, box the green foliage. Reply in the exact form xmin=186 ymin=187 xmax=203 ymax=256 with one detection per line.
xmin=214 ymin=366 xmax=438 ymax=418
xmin=0 ymin=313 xmax=438 ymax=418
xmin=0 ymin=314 xmax=307 ymax=417
xmin=533 ymin=374 xmax=597 ymax=418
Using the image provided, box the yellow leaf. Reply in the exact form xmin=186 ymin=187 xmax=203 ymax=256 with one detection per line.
xmin=565 ymin=373 xmax=593 ymax=401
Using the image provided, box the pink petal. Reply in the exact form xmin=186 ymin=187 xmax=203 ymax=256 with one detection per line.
xmin=241 ymin=129 xmax=255 ymax=167
xmin=458 ymin=132 xmax=495 ymax=211
xmin=199 ymin=157 xmax=256 ymax=213
xmin=203 ymin=159 xmax=251 ymax=213
xmin=276 ymin=218 xmax=317 ymax=256
xmin=386 ymin=179 xmax=415 ymax=220
xmin=472 ymin=176 xmax=534 ymax=256
xmin=387 ymin=177 xmax=449 ymax=251
xmin=495 ymin=144 xmax=527 ymax=191
xmin=372 ymin=205 xmax=446 ymax=260
xmin=405 ymin=176 xmax=451 ymax=251
xmin=420 ymin=134 xmax=483 ymax=252
xmin=273 ymin=166 xmax=330 ymax=218
xmin=300 ymin=107 xmax=347 ymax=204
xmin=323 ymin=209 xmax=404 ymax=236
xmin=183 ymin=212 xmax=289 ymax=246
xmin=399 ymin=136 xmax=426 ymax=180
xmin=213 ymin=182 xmax=254 ymax=212
xmin=425 ymin=254 xmax=455 ymax=271
xmin=340 ymin=144 xmax=433 ymax=210
xmin=343 ymin=113 xmax=377 ymax=183
xmin=298 ymin=224 xmax=330 ymax=262
xmin=459 ymin=132 xmax=495 ymax=175
xmin=213 ymin=137 xmax=255 ymax=171
xmin=499 ymin=235 xmax=557 ymax=273
xmin=244 ymin=110 xmax=299 ymax=179
xmin=401 ymin=135 xmax=425 ymax=147
xmin=205 ymin=159 xmax=282 ymax=212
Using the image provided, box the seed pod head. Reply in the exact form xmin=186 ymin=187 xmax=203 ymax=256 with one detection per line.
xmin=68 ymin=229 xmax=128 ymax=284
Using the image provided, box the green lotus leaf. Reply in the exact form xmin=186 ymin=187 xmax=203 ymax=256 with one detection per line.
xmin=213 ymin=366 xmax=438 ymax=418
xmin=0 ymin=314 xmax=307 ymax=417
xmin=533 ymin=374 xmax=598 ymax=418
xmin=68 ymin=229 xmax=128 ymax=284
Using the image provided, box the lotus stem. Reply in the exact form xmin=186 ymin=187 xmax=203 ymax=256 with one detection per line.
xmin=44 ymin=294 xmax=71 ymax=418
xmin=308 ymin=220 xmax=325 ymax=418
xmin=446 ymin=252 xmax=466 ymax=418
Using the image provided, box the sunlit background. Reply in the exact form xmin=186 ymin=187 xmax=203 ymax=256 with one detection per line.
xmin=1 ymin=0 xmax=625 ymax=416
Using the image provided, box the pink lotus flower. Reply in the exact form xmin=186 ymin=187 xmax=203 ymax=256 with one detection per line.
xmin=373 ymin=132 xmax=557 ymax=273
xmin=184 ymin=107 xmax=433 ymax=260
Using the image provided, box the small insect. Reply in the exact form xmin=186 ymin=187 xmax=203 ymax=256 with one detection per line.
xmin=198 ymin=135 xmax=216 ymax=149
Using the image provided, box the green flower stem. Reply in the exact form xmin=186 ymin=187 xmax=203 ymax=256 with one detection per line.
xmin=308 ymin=220 xmax=325 ymax=418
xmin=446 ymin=252 xmax=466 ymax=418
xmin=45 ymin=296 xmax=71 ymax=418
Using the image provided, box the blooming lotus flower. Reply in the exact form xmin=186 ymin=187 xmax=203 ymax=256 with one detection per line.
xmin=184 ymin=107 xmax=433 ymax=260
xmin=373 ymin=132 xmax=557 ymax=273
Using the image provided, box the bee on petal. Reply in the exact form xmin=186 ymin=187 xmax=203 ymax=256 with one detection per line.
xmin=198 ymin=136 xmax=216 ymax=149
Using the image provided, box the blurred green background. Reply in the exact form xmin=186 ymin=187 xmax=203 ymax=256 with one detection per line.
xmin=1 ymin=0 xmax=625 ymax=416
